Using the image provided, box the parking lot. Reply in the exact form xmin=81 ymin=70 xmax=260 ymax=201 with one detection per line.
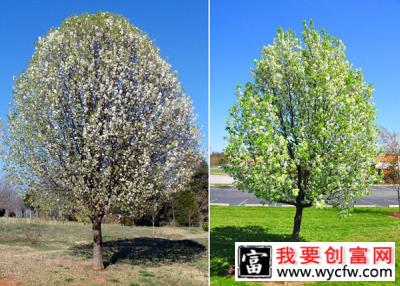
xmin=210 ymin=185 xmax=399 ymax=207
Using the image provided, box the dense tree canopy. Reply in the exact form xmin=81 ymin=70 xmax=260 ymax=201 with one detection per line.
xmin=225 ymin=21 xmax=379 ymax=241
xmin=2 ymin=13 xmax=200 ymax=268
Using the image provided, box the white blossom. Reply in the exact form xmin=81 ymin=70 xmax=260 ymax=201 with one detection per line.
xmin=2 ymin=13 xmax=201 ymax=220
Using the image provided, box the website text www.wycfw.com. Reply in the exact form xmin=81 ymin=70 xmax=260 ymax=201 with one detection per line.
xmin=276 ymin=265 xmax=392 ymax=281
xmin=235 ymin=242 xmax=395 ymax=282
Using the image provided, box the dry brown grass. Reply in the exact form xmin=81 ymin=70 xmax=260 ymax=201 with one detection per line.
xmin=0 ymin=218 xmax=208 ymax=286
xmin=0 ymin=279 xmax=19 ymax=286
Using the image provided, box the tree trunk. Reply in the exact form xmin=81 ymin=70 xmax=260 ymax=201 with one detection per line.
xmin=152 ymin=216 xmax=155 ymax=236
xmin=92 ymin=216 xmax=104 ymax=270
xmin=171 ymin=198 xmax=176 ymax=225
xmin=188 ymin=210 xmax=191 ymax=229
xmin=291 ymin=205 xmax=303 ymax=242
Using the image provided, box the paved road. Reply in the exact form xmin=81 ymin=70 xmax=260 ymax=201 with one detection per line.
xmin=210 ymin=174 xmax=235 ymax=184
xmin=210 ymin=185 xmax=399 ymax=207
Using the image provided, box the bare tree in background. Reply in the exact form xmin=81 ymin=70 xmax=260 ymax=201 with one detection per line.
xmin=0 ymin=178 xmax=23 ymax=216
xmin=379 ymin=127 xmax=400 ymax=211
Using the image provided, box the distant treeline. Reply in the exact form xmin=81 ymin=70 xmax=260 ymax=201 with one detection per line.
xmin=0 ymin=160 xmax=209 ymax=229
xmin=210 ymin=152 xmax=226 ymax=168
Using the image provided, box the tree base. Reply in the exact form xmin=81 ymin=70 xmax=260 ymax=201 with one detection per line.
xmin=92 ymin=264 xmax=105 ymax=271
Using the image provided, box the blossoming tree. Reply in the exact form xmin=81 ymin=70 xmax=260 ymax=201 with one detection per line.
xmin=2 ymin=13 xmax=200 ymax=269
xmin=225 ymin=21 xmax=379 ymax=241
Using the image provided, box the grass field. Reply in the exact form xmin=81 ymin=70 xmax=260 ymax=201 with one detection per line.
xmin=210 ymin=168 xmax=228 ymax=176
xmin=210 ymin=206 xmax=400 ymax=286
xmin=0 ymin=218 xmax=208 ymax=286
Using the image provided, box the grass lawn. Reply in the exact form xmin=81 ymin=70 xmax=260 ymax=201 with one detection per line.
xmin=0 ymin=218 xmax=208 ymax=286
xmin=210 ymin=168 xmax=228 ymax=176
xmin=210 ymin=183 xmax=235 ymax=187
xmin=210 ymin=206 xmax=400 ymax=286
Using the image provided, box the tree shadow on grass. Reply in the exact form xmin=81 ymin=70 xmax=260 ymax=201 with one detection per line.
xmin=211 ymin=225 xmax=305 ymax=276
xmin=69 ymin=237 xmax=206 ymax=268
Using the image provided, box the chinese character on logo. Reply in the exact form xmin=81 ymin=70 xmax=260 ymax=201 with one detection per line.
xmin=349 ymin=247 xmax=368 ymax=264
xmin=237 ymin=245 xmax=272 ymax=279
xmin=324 ymin=246 xmax=343 ymax=264
xmin=373 ymin=247 xmax=392 ymax=264
xmin=300 ymin=246 xmax=320 ymax=264
xmin=276 ymin=246 xmax=296 ymax=264
xmin=242 ymin=249 xmax=268 ymax=274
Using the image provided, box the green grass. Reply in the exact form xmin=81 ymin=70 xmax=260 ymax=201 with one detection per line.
xmin=210 ymin=206 xmax=400 ymax=285
xmin=210 ymin=168 xmax=228 ymax=175
xmin=0 ymin=218 xmax=208 ymax=286
xmin=210 ymin=183 xmax=235 ymax=187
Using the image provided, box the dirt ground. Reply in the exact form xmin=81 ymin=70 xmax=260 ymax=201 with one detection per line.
xmin=0 ymin=219 xmax=208 ymax=286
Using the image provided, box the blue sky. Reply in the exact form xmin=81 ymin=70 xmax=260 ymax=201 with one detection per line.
xmin=0 ymin=0 xmax=208 ymax=170
xmin=211 ymin=0 xmax=400 ymax=152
